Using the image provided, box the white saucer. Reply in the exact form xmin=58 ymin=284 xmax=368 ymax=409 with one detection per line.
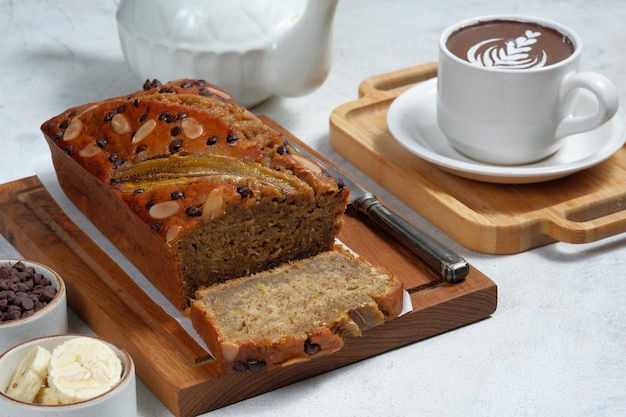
xmin=386 ymin=78 xmax=626 ymax=184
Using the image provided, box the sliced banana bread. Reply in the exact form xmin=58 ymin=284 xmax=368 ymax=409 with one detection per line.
xmin=191 ymin=249 xmax=404 ymax=374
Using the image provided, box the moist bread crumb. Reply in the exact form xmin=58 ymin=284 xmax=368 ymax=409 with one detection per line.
xmin=41 ymin=79 xmax=349 ymax=311
xmin=191 ymin=249 xmax=404 ymax=374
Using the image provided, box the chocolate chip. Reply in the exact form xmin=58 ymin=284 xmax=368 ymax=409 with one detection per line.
xmin=21 ymin=309 xmax=35 ymax=319
xmin=40 ymin=286 xmax=56 ymax=303
xmin=232 ymin=361 xmax=247 ymax=372
xmin=206 ymin=136 xmax=218 ymax=146
xmin=20 ymin=297 xmax=34 ymax=310
xmin=304 ymin=338 xmax=320 ymax=355
xmin=2 ymin=309 xmax=20 ymax=321
xmin=116 ymin=104 xmax=126 ymax=114
xmin=151 ymin=221 xmax=163 ymax=232
xmin=32 ymin=274 xmax=43 ymax=285
xmin=139 ymin=108 xmax=149 ymax=122
xmin=13 ymin=295 xmax=25 ymax=306
xmin=135 ymin=144 xmax=147 ymax=154
xmin=104 ymin=111 xmax=116 ymax=122
xmin=185 ymin=206 xmax=202 ymax=217
xmin=226 ymin=132 xmax=238 ymax=144
xmin=96 ymin=138 xmax=108 ymax=148
xmin=143 ymin=79 xmax=162 ymax=91
xmin=276 ymin=145 xmax=288 ymax=155
xmin=158 ymin=112 xmax=170 ymax=121
xmin=170 ymin=126 xmax=183 ymax=137
xmin=236 ymin=185 xmax=251 ymax=199
xmin=133 ymin=98 xmax=141 ymax=107
xmin=170 ymin=191 xmax=185 ymax=200
xmin=247 ymin=359 xmax=266 ymax=372
xmin=336 ymin=178 xmax=345 ymax=191
xmin=170 ymin=139 xmax=183 ymax=152
xmin=59 ymin=119 xmax=70 ymax=129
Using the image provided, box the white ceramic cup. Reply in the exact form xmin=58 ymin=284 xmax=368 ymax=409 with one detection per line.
xmin=436 ymin=15 xmax=619 ymax=165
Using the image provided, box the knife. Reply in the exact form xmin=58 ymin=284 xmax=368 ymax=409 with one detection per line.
xmin=288 ymin=140 xmax=470 ymax=283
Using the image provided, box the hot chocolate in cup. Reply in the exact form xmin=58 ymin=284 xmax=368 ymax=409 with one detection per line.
xmin=436 ymin=15 xmax=619 ymax=165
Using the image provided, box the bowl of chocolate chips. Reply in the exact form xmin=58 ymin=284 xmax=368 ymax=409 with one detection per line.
xmin=0 ymin=259 xmax=68 ymax=354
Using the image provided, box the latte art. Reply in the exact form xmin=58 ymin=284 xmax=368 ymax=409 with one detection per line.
xmin=446 ymin=20 xmax=575 ymax=70
xmin=467 ymin=30 xmax=548 ymax=69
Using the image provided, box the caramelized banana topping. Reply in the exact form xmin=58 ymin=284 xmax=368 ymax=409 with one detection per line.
xmin=110 ymin=154 xmax=307 ymax=196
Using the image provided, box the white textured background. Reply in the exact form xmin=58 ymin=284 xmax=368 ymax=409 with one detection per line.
xmin=1 ymin=1 xmax=625 ymax=416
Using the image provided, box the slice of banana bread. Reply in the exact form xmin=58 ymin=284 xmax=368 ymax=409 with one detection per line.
xmin=41 ymin=79 xmax=349 ymax=311
xmin=191 ymin=249 xmax=404 ymax=374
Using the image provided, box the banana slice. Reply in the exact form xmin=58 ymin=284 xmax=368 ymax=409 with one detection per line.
xmin=34 ymin=387 xmax=63 ymax=405
xmin=5 ymin=345 xmax=51 ymax=403
xmin=48 ymin=337 xmax=123 ymax=404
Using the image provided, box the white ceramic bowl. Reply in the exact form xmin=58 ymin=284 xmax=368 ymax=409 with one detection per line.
xmin=0 ymin=334 xmax=136 ymax=417
xmin=0 ymin=259 xmax=68 ymax=354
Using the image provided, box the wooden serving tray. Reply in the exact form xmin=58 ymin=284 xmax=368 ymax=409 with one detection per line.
xmin=329 ymin=62 xmax=626 ymax=254
xmin=0 ymin=133 xmax=496 ymax=417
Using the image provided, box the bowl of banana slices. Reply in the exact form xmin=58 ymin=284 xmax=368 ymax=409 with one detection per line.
xmin=0 ymin=334 xmax=136 ymax=416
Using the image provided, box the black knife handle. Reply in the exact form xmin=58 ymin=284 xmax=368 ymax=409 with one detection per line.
xmin=353 ymin=193 xmax=469 ymax=283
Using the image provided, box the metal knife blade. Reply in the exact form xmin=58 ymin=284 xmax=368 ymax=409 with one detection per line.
xmin=288 ymin=140 xmax=469 ymax=283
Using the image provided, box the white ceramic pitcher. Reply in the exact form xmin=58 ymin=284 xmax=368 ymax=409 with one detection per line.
xmin=116 ymin=0 xmax=339 ymax=107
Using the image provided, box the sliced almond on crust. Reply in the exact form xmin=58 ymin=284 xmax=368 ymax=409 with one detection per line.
xmin=220 ymin=342 xmax=240 ymax=362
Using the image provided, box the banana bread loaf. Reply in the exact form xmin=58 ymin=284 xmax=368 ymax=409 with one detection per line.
xmin=191 ymin=249 xmax=404 ymax=374
xmin=41 ymin=79 xmax=349 ymax=311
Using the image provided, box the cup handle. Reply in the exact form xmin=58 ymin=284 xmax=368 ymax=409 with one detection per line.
xmin=555 ymin=72 xmax=619 ymax=139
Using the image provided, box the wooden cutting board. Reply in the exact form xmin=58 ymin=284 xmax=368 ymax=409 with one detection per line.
xmin=0 ymin=131 xmax=496 ymax=417
xmin=329 ymin=62 xmax=626 ymax=254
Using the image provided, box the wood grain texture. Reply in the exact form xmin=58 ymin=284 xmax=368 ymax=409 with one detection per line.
xmin=0 ymin=129 xmax=496 ymax=416
xmin=329 ymin=62 xmax=626 ymax=254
